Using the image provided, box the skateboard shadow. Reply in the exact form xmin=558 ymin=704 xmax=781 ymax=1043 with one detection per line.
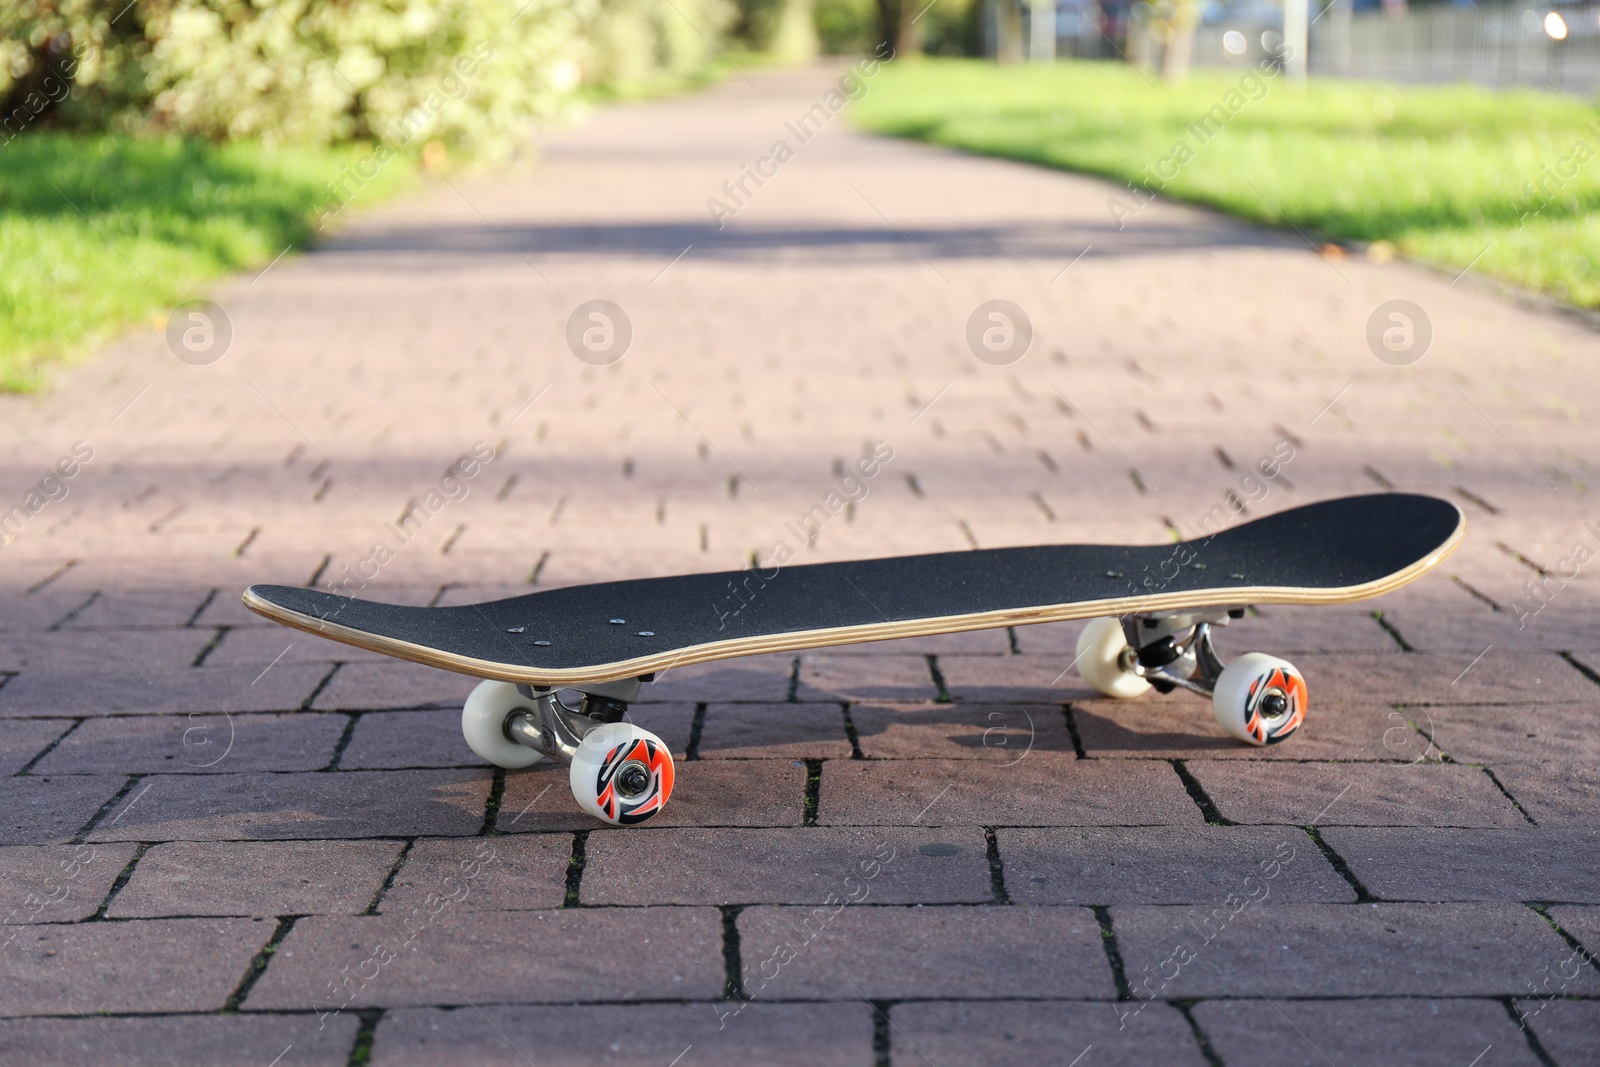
xmin=1067 ymin=702 xmax=1241 ymax=756
xmin=835 ymin=699 xmax=1081 ymax=758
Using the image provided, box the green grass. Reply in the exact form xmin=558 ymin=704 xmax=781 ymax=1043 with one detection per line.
xmin=853 ymin=60 xmax=1600 ymax=307
xmin=0 ymin=134 xmax=415 ymax=390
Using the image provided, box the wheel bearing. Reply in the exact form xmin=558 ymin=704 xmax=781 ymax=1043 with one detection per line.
xmin=616 ymin=759 xmax=651 ymax=799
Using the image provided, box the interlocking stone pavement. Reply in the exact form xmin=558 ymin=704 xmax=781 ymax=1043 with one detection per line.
xmin=2 ymin=61 xmax=1599 ymax=1064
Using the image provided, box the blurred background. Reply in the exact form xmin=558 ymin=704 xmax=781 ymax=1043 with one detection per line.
xmin=4 ymin=0 xmax=1599 ymax=392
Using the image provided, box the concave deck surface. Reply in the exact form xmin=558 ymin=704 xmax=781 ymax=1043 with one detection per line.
xmin=244 ymin=493 xmax=1463 ymax=685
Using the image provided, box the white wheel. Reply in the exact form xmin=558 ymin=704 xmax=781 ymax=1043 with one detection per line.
xmin=1212 ymin=653 xmax=1307 ymax=746
xmin=569 ymin=722 xmax=675 ymax=826
xmin=461 ymin=680 xmax=545 ymax=769
xmin=1074 ymin=617 xmax=1152 ymax=698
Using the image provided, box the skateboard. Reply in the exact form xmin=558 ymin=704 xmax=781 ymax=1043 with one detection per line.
xmin=243 ymin=492 xmax=1464 ymax=825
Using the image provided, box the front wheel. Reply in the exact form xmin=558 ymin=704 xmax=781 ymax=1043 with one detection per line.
xmin=569 ymin=722 xmax=675 ymax=825
xmin=1212 ymin=653 xmax=1307 ymax=746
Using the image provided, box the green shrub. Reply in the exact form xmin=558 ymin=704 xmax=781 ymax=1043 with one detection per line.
xmin=580 ymin=0 xmax=737 ymax=95
xmin=815 ymin=0 xmax=879 ymax=54
xmin=919 ymin=0 xmax=978 ymax=56
xmin=0 ymin=0 xmax=737 ymax=158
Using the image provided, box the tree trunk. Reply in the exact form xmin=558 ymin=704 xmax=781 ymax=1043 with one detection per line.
xmin=996 ymin=0 xmax=1024 ymax=62
xmin=895 ymin=0 xmax=925 ymax=58
xmin=875 ymin=0 xmax=896 ymax=50
xmin=770 ymin=0 xmax=820 ymax=61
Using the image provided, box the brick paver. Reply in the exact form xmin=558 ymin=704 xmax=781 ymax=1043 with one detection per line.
xmin=376 ymin=835 xmax=570 ymax=913
xmin=106 ymin=839 xmax=404 ymax=916
xmin=1110 ymin=902 xmax=1600 ymax=998
xmin=581 ymin=826 xmax=991 ymax=905
xmin=695 ymin=701 xmax=855 ymax=759
xmin=849 ymin=700 xmax=1077 ymax=759
xmin=889 ymin=1000 xmax=1206 ymax=1066
xmin=736 ymin=904 xmax=1114 ymax=999
xmin=1546 ymin=905 xmax=1600 ymax=957
xmin=0 ymin=917 xmax=271 ymax=1015
xmin=1187 ymin=760 xmax=1529 ymax=827
xmin=0 ymin=662 xmax=332 ymax=716
xmin=32 ymin=711 xmax=348 ymax=774
xmin=1321 ymin=827 xmax=1600 ymax=901
xmin=1192 ymin=999 xmax=1543 ymax=1067
xmin=0 ymin=719 xmax=73 ymax=774
xmin=2 ymin=61 xmax=1597 ymax=1063
xmin=818 ymin=756 xmax=1204 ymax=825
xmin=0 ymin=843 xmax=138 ymax=923
xmin=245 ymin=908 xmax=724 ymax=1008
xmin=1488 ymin=761 xmax=1600 ymax=827
xmin=998 ymin=825 xmax=1355 ymax=905
xmin=372 ymin=1002 xmax=874 ymax=1066
xmin=1071 ymin=696 xmax=1447 ymax=762
xmin=1520 ymin=999 xmax=1600 ymax=1066
xmin=0 ymin=777 xmax=126 ymax=845
xmin=0 ymin=1014 xmax=360 ymax=1066
xmin=84 ymin=769 xmax=492 ymax=841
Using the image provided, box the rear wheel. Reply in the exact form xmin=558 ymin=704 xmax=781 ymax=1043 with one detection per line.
xmin=1074 ymin=617 xmax=1152 ymax=699
xmin=461 ymin=680 xmax=545 ymax=769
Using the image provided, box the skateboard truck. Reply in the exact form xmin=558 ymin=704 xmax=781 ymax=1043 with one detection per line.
xmin=504 ymin=678 xmax=644 ymax=762
xmin=1123 ymin=610 xmax=1241 ymax=697
xmin=460 ymin=675 xmax=676 ymax=825
xmin=1078 ymin=609 xmax=1307 ymax=746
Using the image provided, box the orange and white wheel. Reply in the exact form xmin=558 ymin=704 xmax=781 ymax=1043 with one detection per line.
xmin=1212 ymin=653 xmax=1307 ymax=746
xmin=569 ymin=722 xmax=675 ymax=825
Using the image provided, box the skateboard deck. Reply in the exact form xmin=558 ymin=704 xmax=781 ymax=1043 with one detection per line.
xmin=243 ymin=493 xmax=1463 ymax=687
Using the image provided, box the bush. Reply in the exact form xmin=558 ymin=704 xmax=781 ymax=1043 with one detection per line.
xmin=919 ymin=0 xmax=978 ymax=56
xmin=814 ymin=0 xmax=879 ymax=53
xmin=579 ymin=0 xmax=737 ymax=95
xmin=0 ymin=0 xmax=735 ymax=159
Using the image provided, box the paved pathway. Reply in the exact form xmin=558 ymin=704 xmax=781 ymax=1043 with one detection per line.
xmin=2 ymin=64 xmax=1599 ymax=1066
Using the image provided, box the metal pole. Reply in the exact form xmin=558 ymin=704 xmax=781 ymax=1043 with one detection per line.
xmin=1283 ymin=0 xmax=1309 ymax=79
xmin=1029 ymin=0 xmax=1058 ymax=61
